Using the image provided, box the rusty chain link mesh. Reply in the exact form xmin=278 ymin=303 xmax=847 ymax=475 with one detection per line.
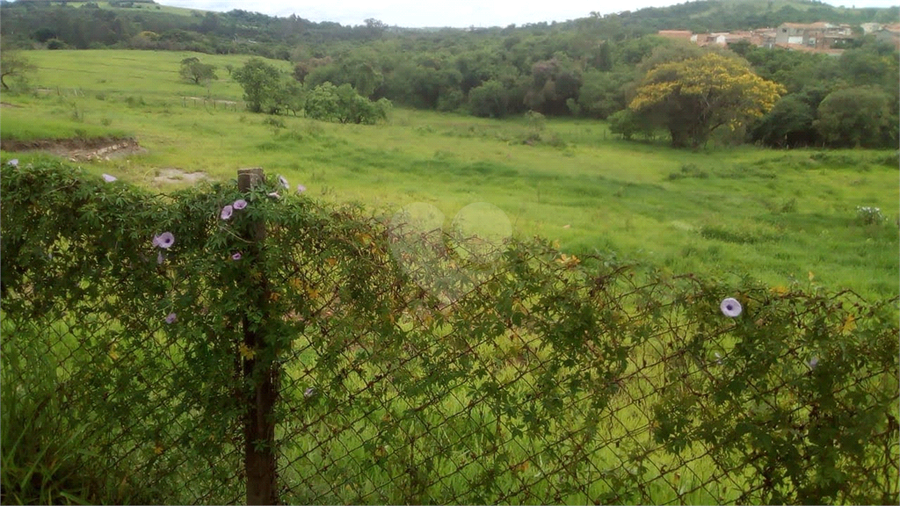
xmin=270 ymin=223 xmax=899 ymax=505
xmin=2 ymin=162 xmax=897 ymax=504
xmin=2 ymin=293 xmax=245 ymax=504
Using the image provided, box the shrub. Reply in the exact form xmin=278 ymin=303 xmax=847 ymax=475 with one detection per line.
xmin=608 ymin=109 xmax=654 ymax=141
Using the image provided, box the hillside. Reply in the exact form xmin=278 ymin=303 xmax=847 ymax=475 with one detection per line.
xmin=3 ymin=0 xmax=898 ymax=51
xmin=605 ymin=0 xmax=899 ymax=32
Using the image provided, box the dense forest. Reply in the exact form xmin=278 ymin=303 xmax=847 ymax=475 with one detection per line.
xmin=2 ymin=0 xmax=898 ymax=148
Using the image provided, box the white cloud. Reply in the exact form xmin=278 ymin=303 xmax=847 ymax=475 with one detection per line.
xmin=162 ymin=0 xmax=898 ymax=28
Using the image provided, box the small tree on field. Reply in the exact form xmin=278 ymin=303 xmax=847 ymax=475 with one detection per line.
xmin=232 ymin=58 xmax=283 ymax=113
xmin=179 ymin=57 xmax=218 ymax=85
xmin=0 ymin=49 xmax=36 ymax=91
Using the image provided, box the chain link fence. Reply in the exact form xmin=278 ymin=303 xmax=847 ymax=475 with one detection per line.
xmin=2 ymin=162 xmax=897 ymax=504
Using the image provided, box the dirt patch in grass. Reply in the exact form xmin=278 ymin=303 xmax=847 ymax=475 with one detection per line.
xmin=0 ymin=136 xmax=146 ymax=161
xmin=153 ymin=167 xmax=207 ymax=184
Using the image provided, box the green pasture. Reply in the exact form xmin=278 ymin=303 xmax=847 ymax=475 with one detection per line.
xmin=1 ymin=49 xmax=897 ymax=298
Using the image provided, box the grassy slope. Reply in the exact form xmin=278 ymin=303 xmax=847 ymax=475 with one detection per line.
xmin=67 ymin=1 xmax=198 ymax=16
xmin=1 ymin=49 xmax=897 ymax=298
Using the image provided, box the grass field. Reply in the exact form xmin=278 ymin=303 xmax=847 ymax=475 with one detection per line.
xmin=1 ymin=49 xmax=897 ymax=298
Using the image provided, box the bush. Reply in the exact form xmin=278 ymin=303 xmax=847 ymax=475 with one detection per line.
xmin=304 ymin=82 xmax=390 ymax=124
xmin=608 ymin=109 xmax=654 ymax=141
xmin=468 ymin=80 xmax=509 ymax=118
xmin=46 ymin=38 xmax=67 ymax=50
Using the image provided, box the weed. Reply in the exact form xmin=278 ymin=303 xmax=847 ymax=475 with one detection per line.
xmin=857 ymin=206 xmax=886 ymax=225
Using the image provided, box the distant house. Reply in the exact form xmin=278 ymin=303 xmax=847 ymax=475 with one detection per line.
xmin=861 ymin=22 xmax=883 ymax=34
xmin=755 ymin=28 xmax=777 ymax=48
xmin=775 ymin=22 xmax=854 ymax=50
xmin=689 ymin=29 xmax=775 ymax=49
xmin=873 ymin=23 xmax=900 ymax=49
xmin=662 ymin=23 xmax=849 ymax=53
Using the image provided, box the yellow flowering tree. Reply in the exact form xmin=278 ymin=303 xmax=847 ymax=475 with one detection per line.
xmin=629 ymin=53 xmax=784 ymax=148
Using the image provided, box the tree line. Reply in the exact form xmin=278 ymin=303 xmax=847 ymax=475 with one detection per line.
xmin=2 ymin=0 xmax=898 ymax=148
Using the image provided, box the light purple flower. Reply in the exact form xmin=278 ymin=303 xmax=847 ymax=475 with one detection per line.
xmin=267 ymin=192 xmax=280 ymax=199
xmin=157 ymin=251 xmax=165 ymax=264
xmin=7 ymin=159 xmax=18 ymax=167
xmin=232 ymin=252 xmax=242 ymax=261
xmin=154 ymin=232 xmax=175 ymax=249
xmin=233 ymin=199 xmax=247 ymax=210
xmin=165 ymin=312 xmax=177 ymax=324
xmin=720 ymin=298 xmax=742 ymax=318
xmin=221 ymin=205 xmax=234 ymax=220
xmin=808 ymin=357 xmax=819 ymax=369
xmin=278 ymin=175 xmax=289 ymax=189
xmin=304 ymin=387 xmax=316 ymax=398
xmin=102 ymin=173 xmax=117 ymax=183
xmin=296 ymin=184 xmax=306 ymax=193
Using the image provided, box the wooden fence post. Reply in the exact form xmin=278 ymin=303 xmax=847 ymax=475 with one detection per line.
xmin=238 ymin=168 xmax=279 ymax=505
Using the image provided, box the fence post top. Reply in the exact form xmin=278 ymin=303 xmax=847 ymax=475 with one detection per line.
xmin=238 ymin=168 xmax=265 ymax=192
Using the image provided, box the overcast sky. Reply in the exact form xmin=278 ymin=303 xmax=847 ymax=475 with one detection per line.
xmin=161 ymin=0 xmax=899 ymax=28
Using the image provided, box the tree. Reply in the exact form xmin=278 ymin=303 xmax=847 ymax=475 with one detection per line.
xmin=523 ymin=56 xmax=582 ymax=116
xmin=750 ymin=95 xmax=816 ymax=148
xmin=577 ymin=69 xmax=633 ymax=119
xmin=0 ymin=49 xmax=36 ymax=91
xmin=629 ymin=52 xmax=784 ymax=148
xmin=750 ymin=96 xmax=814 ymax=148
xmin=232 ymin=58 xmax=283 ymax=113
xmin=304 ymin=82 xmax=390 ymax=124
xmin=179 ymin=57 xmax=217 ymax=85
xmin=814 ymin=86 xmax=895 ymax=148
xmin=308 ymin=54 xmax=384 ymax=99
xmin=468 ymin=80 xmax=510 ymax=118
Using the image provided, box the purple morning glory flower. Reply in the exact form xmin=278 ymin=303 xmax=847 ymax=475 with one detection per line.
xmin=233 ymin=199 xmax=247 ymax=210
xmin=7 ymin=159 xmax=18 ymax=167
xmin=102 ymin=173 xmax=117 ymax=183
xmin=232 ymin=252 xmax=242 ymax=261
xmin=165 ymin=312 xmax=177 ymax=324
xmin=720 ymin=298 xmax=742 ymax=318
xmin=221 ymin=205 xmax=234 ymax=220
xmin=278 ymin=175 xmax=289 ymax=189
xmin=808 ymin=357 xmax=819 ymax=369
xmin=157 ymin=251 xmax=165 ymax=264
xmin=296 ymin=184 xmax=306 ymax=193
xmin=154 ymin=232 xmax=175 ymax=249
